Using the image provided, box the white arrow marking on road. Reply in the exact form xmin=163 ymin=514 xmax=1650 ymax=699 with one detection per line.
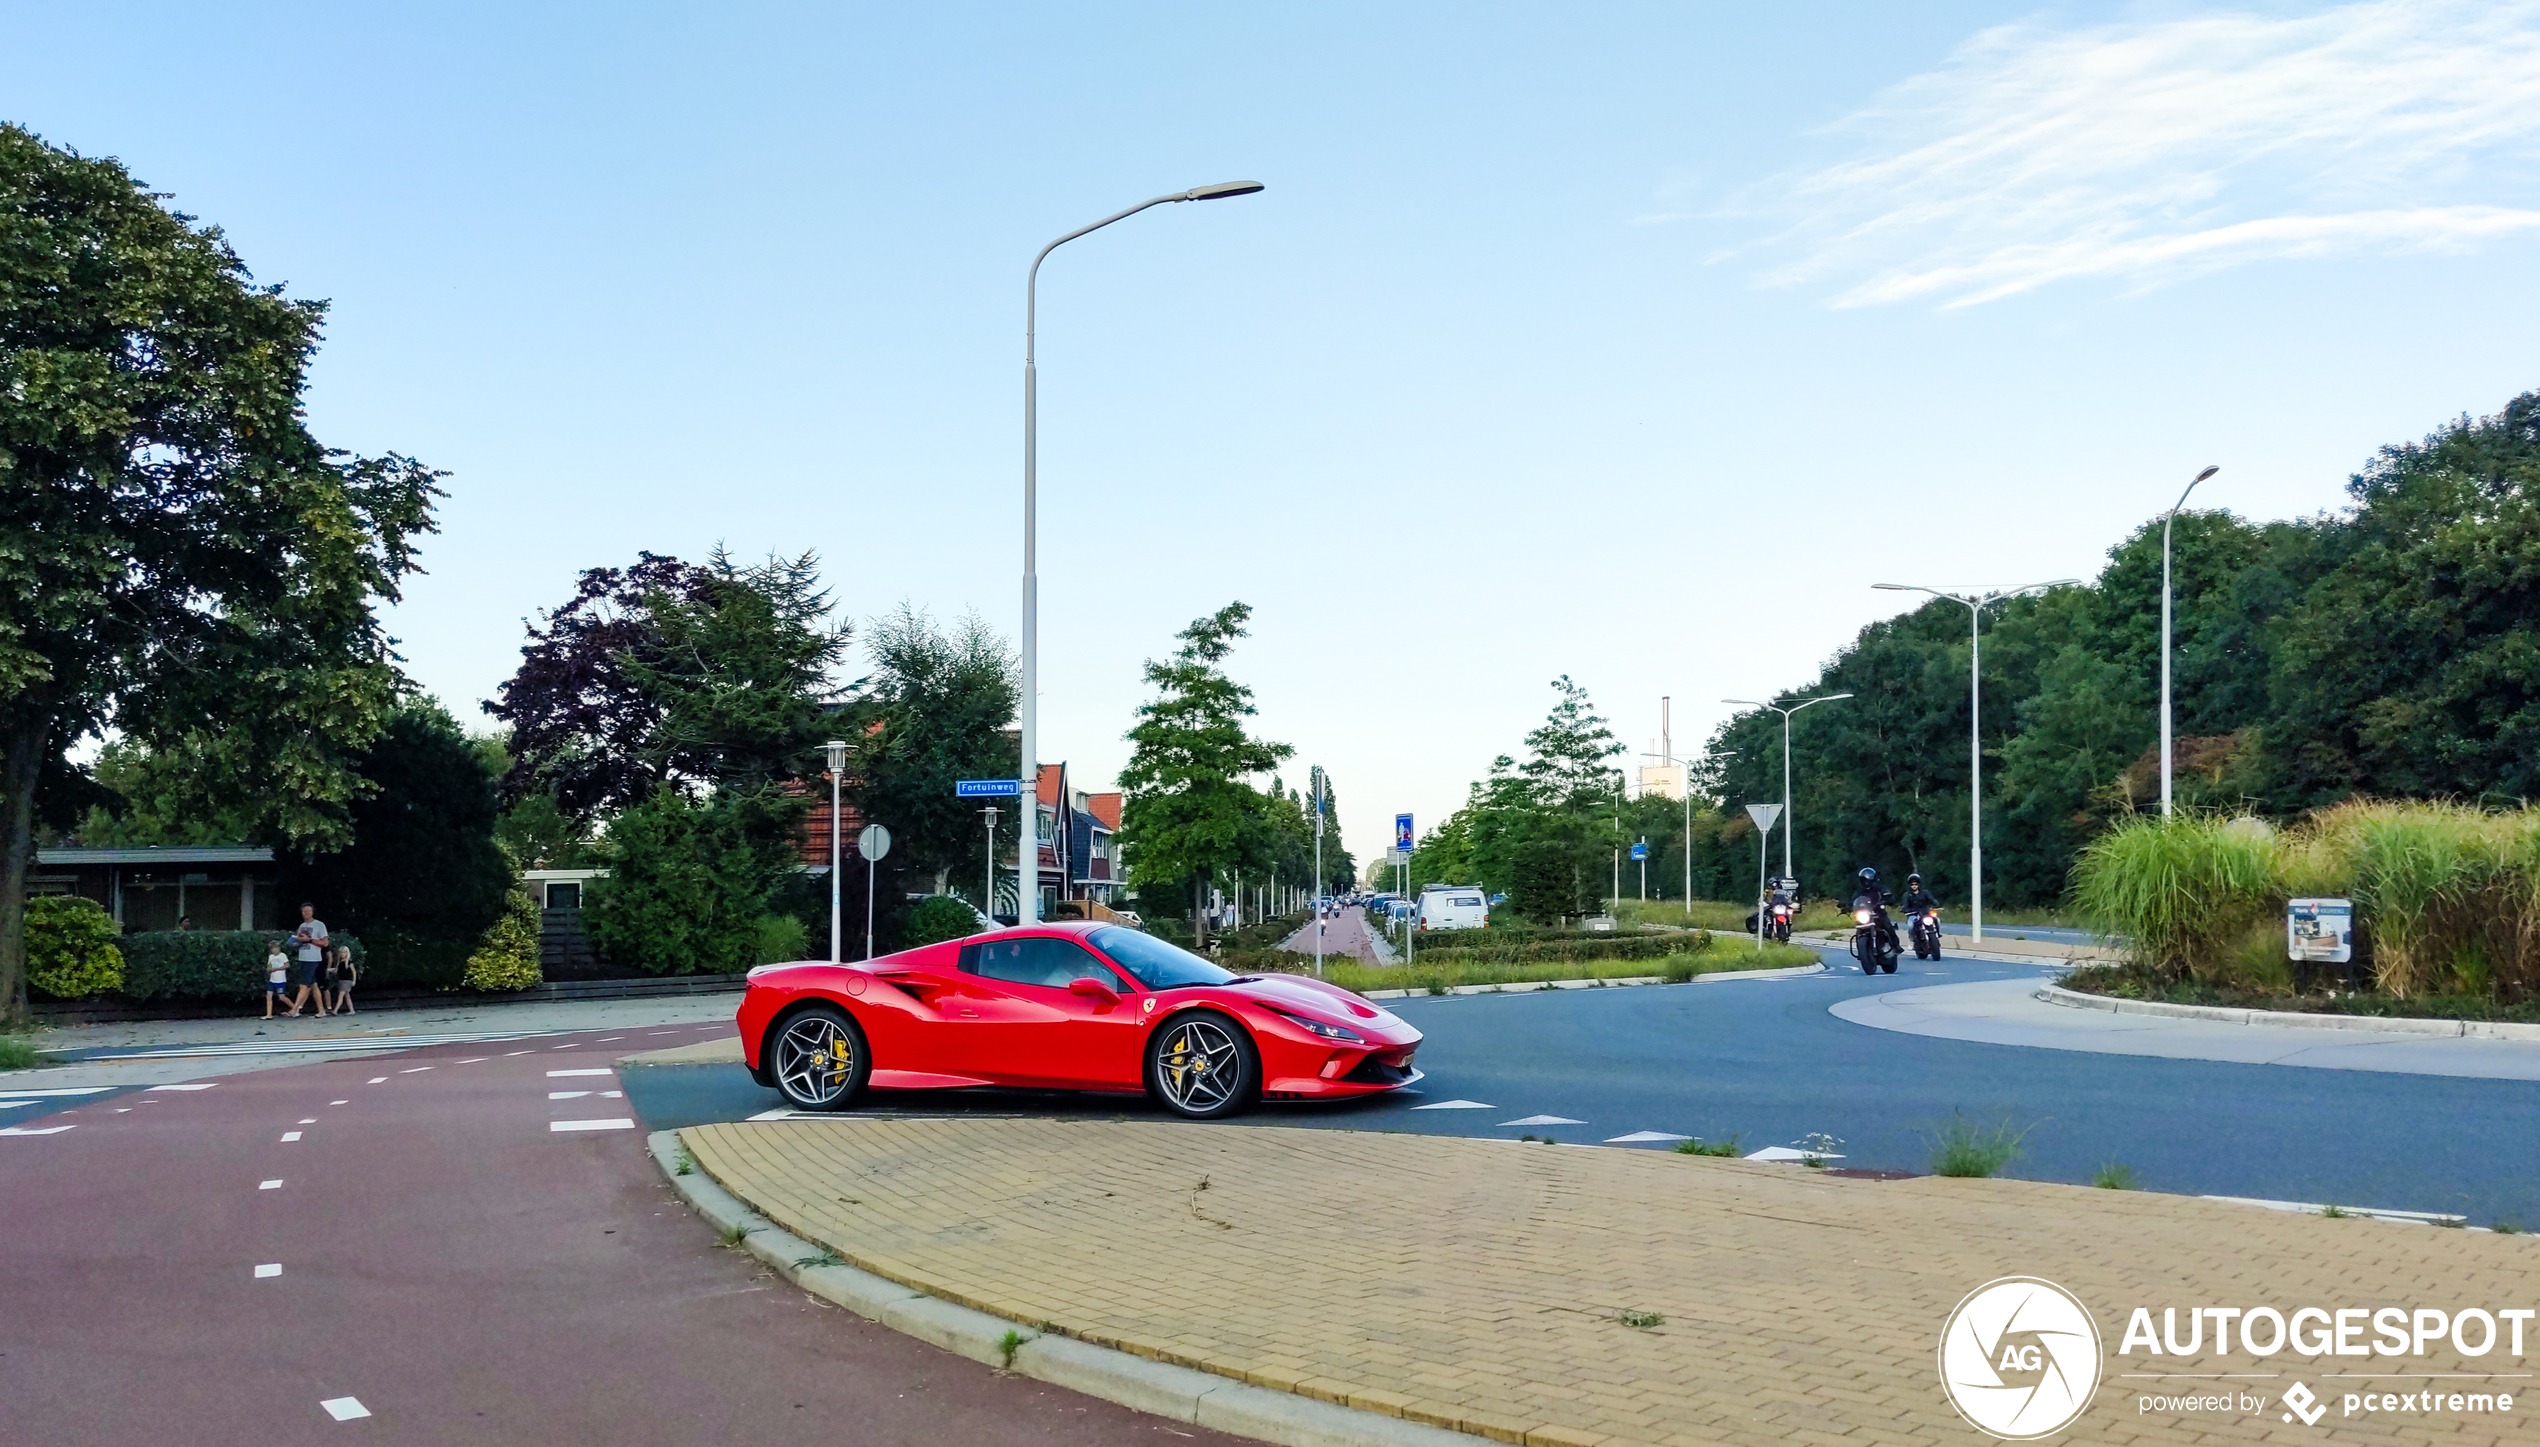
xmin=1500 ymin=1115 xmax=1585 ymax=1127
xmin=255 ymin=1263 xmax=282 ymax=1278
xmin=320 ymin=1397 xmax=371 ymax=1422
xmin=550 ymin=1118 xmax=635 ymax=1132
xmin=1604 ymin=1131 xmax=1692 ymax=1143
xmin=1409 ymin=1099 xmax=1495 ymax=1110
xmin=547 ymin=1069 xmax=612 ymax=1077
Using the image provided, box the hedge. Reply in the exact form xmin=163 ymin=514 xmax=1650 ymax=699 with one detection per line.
xmin=1401 ymin=930 xmax=1709 ymax=967
xmin=118 ymin=930 xmax=368 ymax=1003
xmin=26 ymin=897 xmax=125 ymax=999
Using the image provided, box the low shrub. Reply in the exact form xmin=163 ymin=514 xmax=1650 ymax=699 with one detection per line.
xmin=462 ymin=890 xmax=543 ymax=993
xmin=752 ymin=913 xmax=809 ymax=967
xmin=898 ymin=895 xmax=984 ymax=951
xmin=25 ymin=896 xmax=124 ymax=1000
xmin=1406 ymin=930 xmax=1708 ymax=968
xmin=0 ymin=1036 xmax=40 ymax=1070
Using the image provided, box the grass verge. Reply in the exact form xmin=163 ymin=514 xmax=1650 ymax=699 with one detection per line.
xmin=2063 ymin=963 xmax=2540 ymax=1024
xmin=1927 ymin=1112 xmax=2033 ymax=1178
xmin=0 ymin=1036 xmax=42 ymax=1071
xmin=1285 ymin=941 xmax=1819 ymax=996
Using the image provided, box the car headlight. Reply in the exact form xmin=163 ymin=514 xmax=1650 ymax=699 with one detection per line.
xmin=1270 ymin=1008 xmax=1364 ymax=1043
xmin=1854 ymin=909 xmax=1872 ymax=925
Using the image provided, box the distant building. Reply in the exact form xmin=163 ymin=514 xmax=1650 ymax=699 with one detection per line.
xmin=1638 ymin=762 xmax=1687 ymax=801
xmin=29 ymin=846 xmax=284 ymax=931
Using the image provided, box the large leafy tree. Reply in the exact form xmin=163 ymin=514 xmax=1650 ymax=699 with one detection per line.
xmin=854 ymin=605 xmax=1018 ymax=897
xmin=1118 ymin=602 xmax=1293 ymax=944
xmin=0 ymin=126 xmax=438 ymax=1018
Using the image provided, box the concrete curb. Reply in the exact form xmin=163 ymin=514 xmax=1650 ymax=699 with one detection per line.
xmin=1358 ymin=960 xmax=1824 ymax=1001
xmin=2032 ymin=984 xmax=2540 ymax=1041
xmin=645 ymin=1131 xmax=1480 ymax=1447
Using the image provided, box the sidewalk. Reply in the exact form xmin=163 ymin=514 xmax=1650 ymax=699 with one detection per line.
xmin=681 ymin=1117 xmax=2537 ymax=1447
xmin=1832 ymin=975 xmax=2540 ymax=1080
xmin=1276 ymin=906 xmax=1385 ymax=965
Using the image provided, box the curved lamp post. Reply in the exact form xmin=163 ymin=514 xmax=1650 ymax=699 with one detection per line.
xmin=1721 ymin=695 xmax=1850 ymax=889
xmin=1017 ymin=181 xmax=1264 ymax=925
xmin=1870 ymin=580 xmax=2078 ymax=940
xmin=2162 ymin=465 xmax=2221 ymax=817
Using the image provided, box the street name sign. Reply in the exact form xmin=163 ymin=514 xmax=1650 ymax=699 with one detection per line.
xmin=956 ymin=779 xmax=1022 ymax=797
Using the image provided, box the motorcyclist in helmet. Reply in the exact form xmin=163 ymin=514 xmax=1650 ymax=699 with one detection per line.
xmin=1852 ymin=866 xmax=1900 ymax=952
xmin=1901 ymin=872 xmax=1941 ymax=918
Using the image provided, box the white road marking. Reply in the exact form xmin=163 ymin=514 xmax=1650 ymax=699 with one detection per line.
xmin=1410 ymin=1099 xmax=1495 ymax=1110
xmin=320 ymin=1397 xmax=371 ymax=1422
xmin=0 ymin=1124 xmax=76 ymax=1135
xmin=1743 ymin=1146 xmax=1845 ymax=1163
xmin=113 ymin=1108 xmax=131 ymax=1113
xmin=260 ymin=1179 xmax=284 ymax=1189
xmin=255 ymin=1263 xmax=282 ymax=1278
xmin=548 ymin=1091 xmax=590 ymax=1100
xmin=601 ymin=1090 xmax=622 ymax=1098
xmin=546 ymin=1068 xmax=612 ymax=1077
xmin=647 ymin=1031 xmax=675 ymax=1036
xmin=147 ymin=1083 xmax=218 ymax=1091
xmin=457 ymin=1057 xmax=488 ymax=1064
xmin=1604 ymin=1131 xmax=1691 ymax=1144
xmin=399 ymin=1067 xmax=432 ymax=1074
xmin=0 ymin=1100 xmax=32 ymax=1110
xmin=298 ymin=1118 xmax=318 ymax=1124
xmin=367 ymin=1077 xmax=388 ymax=1084
xmin=1500 ymin=1115 xmax=1584 ymax=1127
xmin=599 ymin=1036 xmax=624 ymax=1042
xmin=330 ymin=1100 xmax=348 ymax=1106
xmin=280 ymin=1131 xmax=302 ymax=1142
xmin=0 ymin=1086 xmax=111 ymax=1098
xmin=549 ymin=1118 xmax=636 ymax=1133
xmin=504 ymin=1050 xmax=533 ymax=1056
xmin=549 ymin=1044 xmax=577 ymax=1050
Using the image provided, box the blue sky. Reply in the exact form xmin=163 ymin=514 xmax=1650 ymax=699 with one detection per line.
xmin=9 ymin=2 xmax=2538 ymax=864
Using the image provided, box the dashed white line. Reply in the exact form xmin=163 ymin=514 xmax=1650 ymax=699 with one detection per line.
xmin=366 ymin=1077 xmax=388 ymax=1085
xmin=601 ymin=1090 xmax=622 ymax=1099
xmin=320 ymin=1397 xmax=371 ymax=1422
xmin=549 ymin=1118 xmax=636 ymax=1133
xmin=147 ymin=1083 xmax=218 ymax=1092
xmin=280 ymin=1131 xmax=303 ymax=1142
xmin=255 ymin=1263 xmax=282 ymax=1278
xmin=399 ymin=1067 xmax=433 ymax=1074
xmin=0 ymin=1086 xmax=111 ymax=1098
xmin=549 ymin=1044 xmax=578 ymax=1050
xmin=329 ymin=1100 xmax=348 ymax=1106
xmin=547 ymin=1069 xmax=612 ymax=1078
xmin=457 ymin=1057 xmax=488 ymax=1064
xmin=504 ymin=1050 xmax=533 ymax=1057
xmin=260 ymin=1179 xmax=284 ymax=1190
xmin=548 ymin=1091 xmax=590 ymax=1100
xmin=298 ymin=1118 xmax=318 ymax=1125
xmin=599 ymin=1036 xmax=624 ymax=1042
xmin=0 ymin=1124 xmax=75 ymax=1136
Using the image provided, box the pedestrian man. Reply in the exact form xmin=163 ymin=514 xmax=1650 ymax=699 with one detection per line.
xmin=285 ymin=903 xmax=332 ymax=1017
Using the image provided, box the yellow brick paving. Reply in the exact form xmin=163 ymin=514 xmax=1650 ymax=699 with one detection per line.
xmin=679 ymin=1119 xmax=2539 ymax=1447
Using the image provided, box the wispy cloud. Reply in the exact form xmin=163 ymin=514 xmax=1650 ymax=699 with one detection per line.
xmin=1745 ymin=1 xmax=2540 ymax=308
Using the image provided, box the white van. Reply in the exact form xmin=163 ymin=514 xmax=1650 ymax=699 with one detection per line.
xmin=1417 ymin=885 xmax=1490 ymax=932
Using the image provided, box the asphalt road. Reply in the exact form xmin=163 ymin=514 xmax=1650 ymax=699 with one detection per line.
xmin=0 ymin=1020 xmax=1246 ymax=1447
xmin=625 ymin=947 xmax=2540 ymax=1227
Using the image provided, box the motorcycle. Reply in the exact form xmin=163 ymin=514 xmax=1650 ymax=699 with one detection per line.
xmin=1909 ymin=909 xmax=1942 ymax=960
xmin=1850 ymin=897 xmax=1900 ymax=975
xmin=1766 ymin=900 xmax=1793 ymax=943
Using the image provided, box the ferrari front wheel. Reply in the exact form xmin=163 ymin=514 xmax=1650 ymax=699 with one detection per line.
xmin=1146 ymin=1010 xmax=1259 ymax=1120
xmin=770 ymin=1005 xmax=870 ymax=1111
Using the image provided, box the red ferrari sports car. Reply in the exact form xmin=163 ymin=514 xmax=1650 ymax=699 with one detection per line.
xmin=737 ymin=921 xmax=1423 ymax=1118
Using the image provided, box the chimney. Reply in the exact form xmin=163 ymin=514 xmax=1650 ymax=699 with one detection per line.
xmin=1661 ymin=696 xmax=1672 ymax=766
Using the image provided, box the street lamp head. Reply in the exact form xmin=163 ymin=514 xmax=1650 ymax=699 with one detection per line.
xmin=1181 ymin=180 xmax=1265 ymax=202
xmin=1722 ymin=698 xmax=1764 ymax=708
xmin=824 ymin=739 xmax=848 ymax=773
xmin=2193 ymin=464 xmax=2219 ymax=484
xmin=1871 ymin=583 xmax=1913 ymax=591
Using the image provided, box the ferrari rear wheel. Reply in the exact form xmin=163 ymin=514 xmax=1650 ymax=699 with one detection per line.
xmin=1146 ymin=1010 xmax=1259 ymax=1120
xmin=770 ymin=1005 xmax=870 ymax=1111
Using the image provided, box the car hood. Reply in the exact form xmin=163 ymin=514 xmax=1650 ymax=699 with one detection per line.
xmin=1220 ymin=973 xmax=1412 ymax=1036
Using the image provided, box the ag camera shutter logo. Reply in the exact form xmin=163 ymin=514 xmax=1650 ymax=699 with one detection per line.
xmin=1938 ymin=1277 xmax=2103 ymax=1439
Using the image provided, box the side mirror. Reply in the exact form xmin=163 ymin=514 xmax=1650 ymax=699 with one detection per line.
xmin=1067 ymin=976 xmax=1121 ymax=1005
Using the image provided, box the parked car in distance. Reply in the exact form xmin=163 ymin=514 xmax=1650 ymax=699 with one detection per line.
xmin=1417 ymin=885 xmax=1490 ymax=931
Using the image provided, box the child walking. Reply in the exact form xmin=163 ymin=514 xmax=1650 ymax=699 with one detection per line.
xmin=327 ymin=943 xmax=357 ymax=1015
xmin=263 ymin=938 xmax=289 ymax=1019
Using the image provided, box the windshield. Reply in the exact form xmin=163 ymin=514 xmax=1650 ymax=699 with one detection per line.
xmin=1091 ymin=927 xmax=1235 ymax=991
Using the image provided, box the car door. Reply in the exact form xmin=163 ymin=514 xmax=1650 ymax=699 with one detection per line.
xmin=956 ymin=936 xmax=1145 ymax=1089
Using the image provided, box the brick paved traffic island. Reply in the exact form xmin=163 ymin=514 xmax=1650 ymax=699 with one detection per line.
xmin=679 ymin=1120 xmax=2539 ymax=1447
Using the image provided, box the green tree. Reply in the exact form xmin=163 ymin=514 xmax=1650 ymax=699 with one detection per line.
xmin=1119 ymin=602 xmax=1294 ymax=946
xmin=0 ymin=125 xmax=439 ymax=1019
xmin=585 ymin=787 xmax=799 ymax=975
xmin=855 ymin=605 xmax=1019 ymax=899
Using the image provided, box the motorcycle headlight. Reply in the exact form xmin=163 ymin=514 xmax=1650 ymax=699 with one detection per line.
xmin=1854 ymin=909 xmax=1872 ymax=925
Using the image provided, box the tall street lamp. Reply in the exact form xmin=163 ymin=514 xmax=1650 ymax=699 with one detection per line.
xmin=1017 ymin=180 xmax=1265 ymax=926
xmin=2162 ymin=465 xmax=2221 ymax=817
xmin=824 ymin=739 xmax=848 ymax=962
xmin=1872 ymin=580 xmax=2079 ymax=940
xmin=1721 ymin=694 xmax=1851 ymax=889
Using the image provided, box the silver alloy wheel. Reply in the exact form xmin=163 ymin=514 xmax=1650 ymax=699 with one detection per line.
xmin=1153 ymin=1015 xmax=1244 ymax=1113
xmin=774 ymin=1013 xmax=857 ymax=1107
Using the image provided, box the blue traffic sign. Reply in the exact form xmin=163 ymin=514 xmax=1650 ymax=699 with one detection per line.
xmin=956 ymin=778 xmax=1022 ymax=798
xmin=1630 ymin=841 xmax=1648 ymax=860
xmin=1395 ymin=814 xmax=1414 ymax=850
